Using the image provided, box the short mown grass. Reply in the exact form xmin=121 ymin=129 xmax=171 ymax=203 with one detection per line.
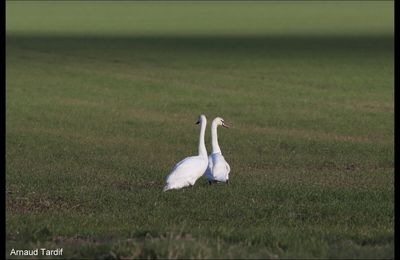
xmin=6 ymin=1 xmax=393 ymax=259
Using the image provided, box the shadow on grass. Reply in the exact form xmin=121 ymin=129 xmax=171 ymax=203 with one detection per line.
xmin=6 ymin=33 xmax=394 ymax=54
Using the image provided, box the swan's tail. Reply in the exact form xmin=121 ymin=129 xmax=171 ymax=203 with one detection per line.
xmin=163 ymin=185 xmax=171 ymax=192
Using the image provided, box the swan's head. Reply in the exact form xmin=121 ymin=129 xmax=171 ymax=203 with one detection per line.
xmin=214 ymin=117 xmax=229 ymax=128
xmin=195 ymin=114 xmax=207 ymax=125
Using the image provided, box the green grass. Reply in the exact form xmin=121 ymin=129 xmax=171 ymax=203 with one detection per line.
xmin=6 ymin=1 xmax=394 ymax=259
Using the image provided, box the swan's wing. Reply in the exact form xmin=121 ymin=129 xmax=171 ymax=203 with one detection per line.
xmin=166 ymin=156 xmax=206 ymax=183
xmin=171 ymin=156 xmax=192 ymax=172
xmin=211 ymin=154 xmax=230 ymax=182
xmin=204 ymin=155 xmax=214 ymax=180
xmin=225 ymin=162 xmax=231 ymax=180
xmin=226 ymin=161 xmax=231 ymax=174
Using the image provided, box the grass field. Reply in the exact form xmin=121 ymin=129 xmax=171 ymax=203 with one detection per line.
xmin=6 ymin=1 xmax=394 ymax=259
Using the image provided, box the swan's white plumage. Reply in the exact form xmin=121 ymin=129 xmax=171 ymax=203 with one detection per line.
xmin=204 ymin=117 xmax=230 ymax=183
xmin=164 ymin=156 xmax=208 ymax=191
xmin=163 ymin=115 xmax=208 ymax=191
xmin=205 ymin=153 xmax=230 ymax=182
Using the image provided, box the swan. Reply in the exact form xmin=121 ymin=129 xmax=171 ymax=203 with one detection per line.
xmin=163 ymin=115 xmax=209 ymax=191
xmin=204 ymin=117 xmax=231 ymax=184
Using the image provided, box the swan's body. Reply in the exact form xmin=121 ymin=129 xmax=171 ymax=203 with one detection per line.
xmin=204 ymin=117 xmax=230 ymax=184
xmin=163 ymin=115 xmax=208 ymax=191
xmin=205 ymin=153 xmax=231 ymax=183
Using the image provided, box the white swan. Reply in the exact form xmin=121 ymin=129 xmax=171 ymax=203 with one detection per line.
xmin=163 ymin=115 xmax=208 ymax=191
xmin=204 ymin=117 xmax=231 ymax=184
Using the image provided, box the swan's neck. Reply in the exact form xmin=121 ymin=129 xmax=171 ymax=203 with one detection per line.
xmin=198 ymin=119 xmax=207 ymax=157
xmin=211 ymin=121 xmax=221 ymax=154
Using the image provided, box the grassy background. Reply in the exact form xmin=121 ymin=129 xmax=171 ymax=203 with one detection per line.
xmin=6 ymin=1 xmax=394 ymax=259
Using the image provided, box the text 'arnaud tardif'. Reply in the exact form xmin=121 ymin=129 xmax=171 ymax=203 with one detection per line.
xmin=10 ymin=248 xmax=63 ymax=256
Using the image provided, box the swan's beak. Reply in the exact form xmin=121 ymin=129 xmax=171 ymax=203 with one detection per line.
xmin=195 ymin=120 xmax=200 ymax=125
xmin=222 ymin=123 xmax=229 ymax=128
